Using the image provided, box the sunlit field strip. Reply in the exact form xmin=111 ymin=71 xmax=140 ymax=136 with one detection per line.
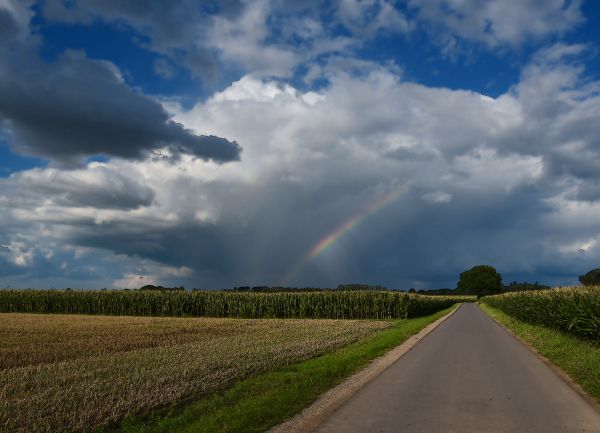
xmin=0 ymin=314 xmax=390 ymax=433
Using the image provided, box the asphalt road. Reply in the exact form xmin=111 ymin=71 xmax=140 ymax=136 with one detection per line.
xmin=314 ymin=303 xmax=600 ymax=433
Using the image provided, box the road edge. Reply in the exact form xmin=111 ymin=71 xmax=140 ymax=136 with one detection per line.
xmin=478 ymin=303 xmax=600 ymax=414
xmin=267 ymin=304 xmax=462 ymax=433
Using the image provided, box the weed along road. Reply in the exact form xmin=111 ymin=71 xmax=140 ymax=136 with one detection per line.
xmin=314 ymin=303 xmax=600 ymax=433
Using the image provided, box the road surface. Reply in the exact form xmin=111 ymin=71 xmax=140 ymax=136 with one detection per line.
xmin=315 ymin=303 xmax=600 ymax=433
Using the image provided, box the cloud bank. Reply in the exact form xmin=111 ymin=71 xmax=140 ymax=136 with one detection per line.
xmin=0 ymin=1 xmax=597 ymax=289
xmin=2 ymin=47 xmax=600 ymax=288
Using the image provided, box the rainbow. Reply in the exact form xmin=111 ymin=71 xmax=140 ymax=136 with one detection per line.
xmin=280 ymin=188 xmax=404 ymax=286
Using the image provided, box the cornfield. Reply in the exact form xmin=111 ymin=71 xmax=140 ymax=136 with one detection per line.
xmin=0 ymin=289 xmax=472 ymax=319
xmin=481 ymin=286 xmax=600 ymax=343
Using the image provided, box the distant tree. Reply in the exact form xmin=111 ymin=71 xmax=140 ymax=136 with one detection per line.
xmin=337 ymin=284 xmax=387 ymax=291
xmin=503 ymin=281 xmax=550 ymax=292
xmin=423 ymin=288 xmax=456 ymax=296
xmin=457 ymin=265 xmax=502 ymax=297
xmin=579 ymin=268 xmax=600 ymax=286
xmin=408 ymin=288 xmax=416 ymax=294
xmin=139 ymin=285 xmax=185 ymax=291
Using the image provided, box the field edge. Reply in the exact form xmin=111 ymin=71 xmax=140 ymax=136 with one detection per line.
xmin=479 ymin=303 xmax=600 ymax=409
xmin=119 ymin=305 xmax=460 ymax=433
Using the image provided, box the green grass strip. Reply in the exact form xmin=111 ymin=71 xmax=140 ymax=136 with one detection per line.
xmin=480 ymin=303 xmax=600 ymax=405
xmin=120 ymin=306 xmax=457 ymax=433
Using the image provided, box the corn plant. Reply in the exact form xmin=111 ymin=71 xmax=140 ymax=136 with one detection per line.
xmin=481 ymin=286 xmax=600 ymax=343
xmin=0 ymin=289 xmax=472 ymax=320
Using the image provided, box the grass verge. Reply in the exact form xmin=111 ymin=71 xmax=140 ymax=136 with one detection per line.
xmin=120 ymin=305 xmax=458 ymax=433
xmin=480 ymin=303 xmax=600 ymax=405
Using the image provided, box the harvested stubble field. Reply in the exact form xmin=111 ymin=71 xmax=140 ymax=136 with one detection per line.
xmin=0 ymin=313 xmax=390 ymax=433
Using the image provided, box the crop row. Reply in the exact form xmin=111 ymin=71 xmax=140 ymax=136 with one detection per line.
xmin=481 ymin=286 xmax=600 ymax=343
xmin=0 ymin=290 xmax=472 ymax=319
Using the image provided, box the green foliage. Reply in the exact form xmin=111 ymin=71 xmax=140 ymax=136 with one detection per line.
xmin=139 ymin=285 xmax=185 ymax=291
xmin=417 ymin=288 xmax=455 ymax=295
xmin=502 ymin=281 xmax=550 ymax=292
xmin=0 ymin=289 xmax=472 ymax=320
xmin=579 ymin=268 xmax=600 ymax=286
xmin=481 ymin=286 xmax=600 ymax=343
xmin=457 ymin=265 xmax=502 ymax=297
xmin=336 ymin=284 xmax=387 ymax=291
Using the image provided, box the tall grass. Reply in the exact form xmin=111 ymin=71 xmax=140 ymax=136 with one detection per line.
xmin=481 ymin=286 xmax=600 ymax=343
xmin=0 ymin=289 xmax=472 ymax=319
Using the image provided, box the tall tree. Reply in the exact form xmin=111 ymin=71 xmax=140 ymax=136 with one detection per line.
xmin=579 ymin=268 xmax=600 ymax=286
xmin=457 ymin=265 xmax=502 ymax=297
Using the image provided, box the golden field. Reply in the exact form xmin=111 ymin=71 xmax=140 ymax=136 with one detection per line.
xmin=0 ymin=313 xmax=390 ymax=433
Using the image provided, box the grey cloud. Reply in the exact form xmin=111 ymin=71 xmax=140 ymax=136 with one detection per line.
xmin=183 ymin=50 xmax=220 ymax=85
xmin=0 ymin=50 xmax=241 ymax=164
xmin=0 ymin=1 xmax=34 ymax=44
xmin=2 ymin=49 xmax=600 ymax=289
xmin=14 ymin=167 xmax=155 ymax=210
xmin=336 ymin=0 xmax=412 ymax=37
xmin=42 ymin=0 xmax=241 ymax=84
xmin=0 ymin=8 xmax=20 ymax=43
xmin=40 ymin=0 xmax=408 ymax=84
xmin=410 ymin=0 xmax=583 ymax=49
xmin=569 ymin=181 xmax=600 ymax=203
xmin=385 ymin=146 xmax=437 ymax=161
xmin=42 ymin=0 xmax=207 ymax=50
xmin=153 ymin=58 xmax=175 ymax=80
xmin=73 ymin=222 xmax=233 ymax=277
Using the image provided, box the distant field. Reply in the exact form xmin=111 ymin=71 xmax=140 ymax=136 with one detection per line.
xmin=0 ymin=289 xmax=473 ymax=319
xmin=0 ymin=313 xmax=390 ymax=433
xmin=481 ymin=286 xmax=600 ymax=342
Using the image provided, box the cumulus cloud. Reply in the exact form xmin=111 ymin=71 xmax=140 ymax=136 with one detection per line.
xmin=0 ymin=50 xmax=241 ymax=165
xmin=3 ymin=44 xmax=600 ymax=288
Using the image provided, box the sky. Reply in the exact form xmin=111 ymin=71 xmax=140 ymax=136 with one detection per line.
xmin=1 ymin=0 xmax=600 ymax=290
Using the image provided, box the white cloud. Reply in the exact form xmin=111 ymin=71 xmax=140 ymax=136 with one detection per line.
xmin=209 ymin=1 xmax=300 ymax=77
xmin=2 ymin=45 xmax=600 ymax=288
xmin=113 ymin=265 xmax=192 ymax=289
xmin=422 ymin=191 xmax=452 ymax=204
xmin=410 ymin=0 xmax=583 ymax=48
xmin=336 ymin=0 xmax=413 ymax=36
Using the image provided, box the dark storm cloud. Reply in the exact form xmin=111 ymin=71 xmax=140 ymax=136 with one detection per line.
xmin=569 ymin=181 xmax=600 ymax=203
xmin=0 ymin=50 xmax=241 ymax=164
xmin=0 ymin=8 xmax=20 ymax=43
xmin=70 ymin=220 xmax=235 ymax=277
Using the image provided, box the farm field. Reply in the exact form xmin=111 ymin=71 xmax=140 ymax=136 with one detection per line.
xmin=481 ymin=285 xmax=600 ymax=342
xmin=0 ymin=289 xmax=472 ymax=319
xmin=0 ymin=313 xmax=390 ymax=433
